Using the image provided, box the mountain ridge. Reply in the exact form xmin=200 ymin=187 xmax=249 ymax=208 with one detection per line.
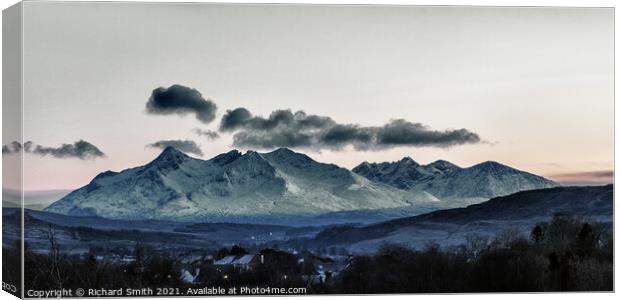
xmin=353 ymin=157 xmax=558 ymax=200
xmin=309 ymin=184 xmax=612 ymax=252
xmin=45 ymin=147 xmax=559 ymax=224
xmin=45 ymin=147 xmax=420 ymax=222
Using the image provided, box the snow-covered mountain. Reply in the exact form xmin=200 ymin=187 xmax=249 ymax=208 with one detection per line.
xmin=45 ymin=147 xmax=432 ymax=222
xmin=45 ymin=148 xmax=559 ymax=223
xmin=353 ymin=157 xmax=558 ymax=204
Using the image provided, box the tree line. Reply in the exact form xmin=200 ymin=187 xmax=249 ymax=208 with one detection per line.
xmin=333 ymin=214 xmax=613 ymax=293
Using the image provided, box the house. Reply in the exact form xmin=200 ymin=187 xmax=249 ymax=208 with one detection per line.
xmin=181 ymin=268 xmax=200 ymax=284
xmin=213 ymin=255 xmax=237 ymax=266
xmin=213 ymin=254 xmax=262 ymax=271
xmin=233 ymin=254 xmax=261 ymax=270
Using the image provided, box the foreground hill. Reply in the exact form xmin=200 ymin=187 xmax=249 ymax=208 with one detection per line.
xmin=8 ymin=185 xmax=613 ymax=255
xmin=308 ymin=185 xmax=613 ymax=253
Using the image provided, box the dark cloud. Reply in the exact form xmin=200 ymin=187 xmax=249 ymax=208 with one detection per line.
xmin=232 ymin=128 xmax=315 ymax=149
xmin=220 ymin=109 xmax=334 ymax=132
xmin=376 ymin=119 xmax=481 ymax=147
xmin=147 ymin=140 xmax=204 ymax=156
xmin=220 ymin=108 xmax=254 ymax=131
xmin=192 ymin=128 xmax=220 ymax=141
xmin=23 ymin=141 xmax=33 ymax=152
xmin=3 ymin=140 xmax=105 ymax=160
xmin=32 ymin=140 xmax=106 ymax=159
xmin=2 ymin=141 xmax=23 ymax=154
xmin=146 ymin=84 xmax=217 ymax=124
xmin=219 ymin=108 xmax=481 ymax=150
xmin=320 ymin=124 xmax=374 ymax=147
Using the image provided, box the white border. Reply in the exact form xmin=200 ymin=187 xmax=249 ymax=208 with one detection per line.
xmin=0 ymin=1 xmax=617 ymax=300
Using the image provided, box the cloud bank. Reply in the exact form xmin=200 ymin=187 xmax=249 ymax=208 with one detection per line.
xmin=219 ymin=108 xmax=481 ymax=150
xmin=146 ymin=84 xmax=217 ymax=124
xmin=3 ymin=140 xmax=105 ymax=160
xmin=141 ymin=86 xmax=480 ymax=151
xmin=147 ymin=139 xmax=204 ymax=156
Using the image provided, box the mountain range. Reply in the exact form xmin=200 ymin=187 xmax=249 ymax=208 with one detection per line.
xmin=45 ymin=147 xmax=559 ymax=224
xmin=353 ymin=157 xmax=558 ymax=203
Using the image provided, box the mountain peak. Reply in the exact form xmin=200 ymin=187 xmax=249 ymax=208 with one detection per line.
xmin=160 ymin=146 xmax=187 ymax=157
xmin=270 ymin=147 xmax=296 ymax=155
xmin=243 ymin=150 xmax=268 ymax=162
xmin=149 ymin=146 xmax=189 ymax=167
xmin=92 ymin=170 xmax=119 ymax=181
xmin=211 ymin=149 xmax=242 ymax=165
xmin=427 ymin=160 xmax=461 ymax=171
xmin=245 ymin=150 xmax=261 ymax=156
xmin=265 ymin=147 xmax=314 ymax=164
xmin=473 ymin=160 xmax=511 ymax=170
xmin=351 ymin=161 xmax=373 ymax=173
xmin=359 ymin=161 xmax=372 ymax=167
xmin=398 ymin=156 xmax=419 ymax=166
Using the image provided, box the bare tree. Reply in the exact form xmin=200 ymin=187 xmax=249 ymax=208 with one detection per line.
xmin=46 ymin=224 xmax=66 ymax=289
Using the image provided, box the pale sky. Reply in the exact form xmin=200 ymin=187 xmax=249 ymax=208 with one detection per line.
xmin=6 ymin=2 xmax=614 ymax=190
